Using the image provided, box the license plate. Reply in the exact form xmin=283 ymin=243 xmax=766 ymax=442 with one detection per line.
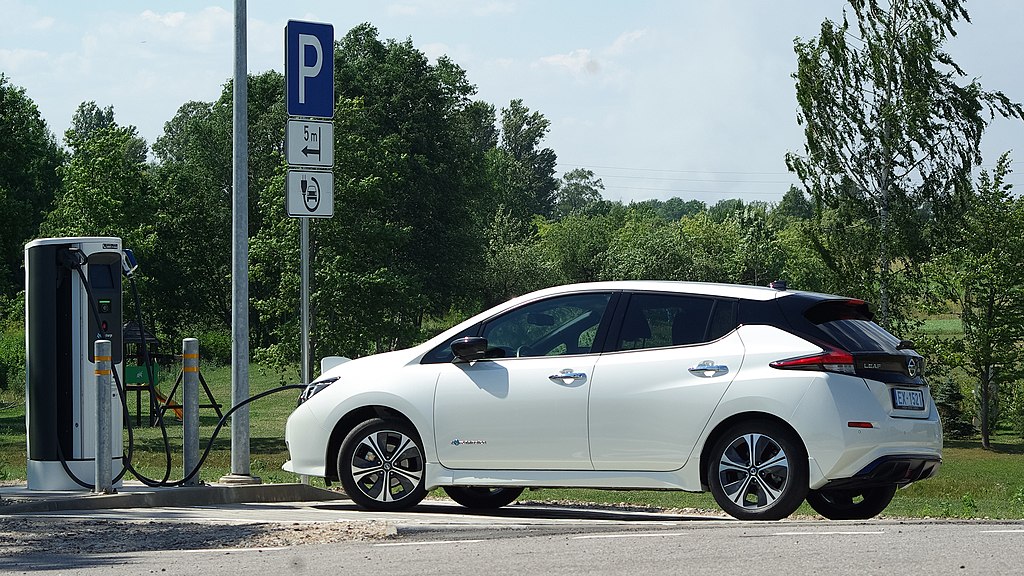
xmin=893 ymin=388 xmax=925 ymax=410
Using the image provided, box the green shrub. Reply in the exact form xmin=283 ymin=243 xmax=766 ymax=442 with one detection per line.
xmin=0 ymin=295 xmax=25 ymax=392
xmin=196 ymin=326 xmax=232 ymax=366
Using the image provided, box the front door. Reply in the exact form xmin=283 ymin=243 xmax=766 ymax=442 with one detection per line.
xmin=433 ymin=292 xmax=613 ymax=470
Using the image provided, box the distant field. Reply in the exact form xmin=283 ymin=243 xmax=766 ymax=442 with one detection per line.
xmin=916 ymin=316 xmax=964 ymax=337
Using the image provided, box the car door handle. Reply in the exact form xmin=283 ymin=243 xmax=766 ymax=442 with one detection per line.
xmin=688 ymin=361 xmax=729 ymax=376
xmin=549 ymin=369 xmax=587 ymax=384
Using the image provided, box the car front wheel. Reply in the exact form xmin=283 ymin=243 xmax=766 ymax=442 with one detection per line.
xmin=707 ymin=420 xmax=808 ymax=520
xmin=806 ymin=485 xmax=898 ymax=520
xmin=443 ymin=486 xmax=525 ymax=509
xmin=337 ymin=418 xmax=426 ymax=511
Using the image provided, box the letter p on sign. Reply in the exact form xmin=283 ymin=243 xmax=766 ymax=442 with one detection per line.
xmin=286 ymin=21 xmax=334 ymax=119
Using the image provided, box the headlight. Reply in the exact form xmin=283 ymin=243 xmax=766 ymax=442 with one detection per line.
xmin=297 ymin=376 xmax=340 ymax=406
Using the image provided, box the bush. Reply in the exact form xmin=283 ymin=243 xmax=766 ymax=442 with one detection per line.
xmin=0 ymin=295 xmax=25 ymax=392
xmin=931 ymin=374 xmax=976 ymax=439
xmin=196 ymin=326 xmax=232 ymax=366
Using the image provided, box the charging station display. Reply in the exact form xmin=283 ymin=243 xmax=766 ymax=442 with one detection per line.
xmin=25 ymin=237 xmax=124 ymax=490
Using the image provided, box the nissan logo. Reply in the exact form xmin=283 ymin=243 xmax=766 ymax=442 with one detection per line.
xmin=907 ymin=358 xmax=919 ymax=378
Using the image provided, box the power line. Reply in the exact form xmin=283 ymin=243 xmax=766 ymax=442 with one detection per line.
xmin=595 ymin=174 xmax=796 ymax=185
xmin=558 ymin=162 xmax=792 ymax=176
xmin=602 ymin=185 xmax=789 ymax=196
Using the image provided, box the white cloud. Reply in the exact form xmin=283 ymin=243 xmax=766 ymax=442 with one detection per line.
xmin=385 ymin=0 xmax=515 ymax=18
xmin=420 ymin=42 xmax=451 ymax=62
xmin=387 ymin=4 xmax=419 ymax=17
xmin=140 ymin=10 xmax=186 ymax=28
xmin=605 ymin=29 xmax=647 ymax=55
xmin=539 ymin=49 xmax=600 ymax=77
xmin=0 ymin=48 xmax=48 ymax=73
xmin=131 ymin=7 xmax=232 ymax=52
xmin=31 ymin=16 xmax=54 ymax=30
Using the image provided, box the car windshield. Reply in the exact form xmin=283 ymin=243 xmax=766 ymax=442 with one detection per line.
xmin=804 ymin=300 xmax=900 ymax=353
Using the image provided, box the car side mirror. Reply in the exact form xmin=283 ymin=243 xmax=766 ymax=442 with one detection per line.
xmin=451 ymin=336 xmax=488 ymax=362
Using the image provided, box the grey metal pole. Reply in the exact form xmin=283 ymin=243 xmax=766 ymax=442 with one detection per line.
xmin=301 ymin=218 xmax=310 ymax=387
xmin=94 ymin=340 xmax=113 ymax=494
xmin=182 ymin=338 xmax=200 ymax=486
xmin=224 ymin=0 xmax=257 ymax=484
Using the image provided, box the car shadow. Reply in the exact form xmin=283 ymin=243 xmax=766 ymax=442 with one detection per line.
xmin=315 ymin=500 xmax=732 ymax=522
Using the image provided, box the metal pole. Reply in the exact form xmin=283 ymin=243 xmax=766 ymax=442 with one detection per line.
xmin=94 ymin=340 xmax=113 ymax=494
xmin=301 ymin=218 xmax=310 ymax=387
xmin=224 ymin=0 xmax=257 ymax=484
xmin=183 ymin=338 xmax=200 ymax=486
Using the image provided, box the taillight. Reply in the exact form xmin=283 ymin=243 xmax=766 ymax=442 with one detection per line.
xmin=770 ymin=347 xmax=856 ymax=375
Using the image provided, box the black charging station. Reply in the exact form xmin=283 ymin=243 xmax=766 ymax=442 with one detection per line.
xmin=25 ymin=237 xmax=124 ymax=490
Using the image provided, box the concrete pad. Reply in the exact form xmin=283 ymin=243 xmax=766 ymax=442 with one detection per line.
xmin=0 ymin=481 xmax=347 ymax=515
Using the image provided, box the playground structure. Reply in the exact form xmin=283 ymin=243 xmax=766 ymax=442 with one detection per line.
xmin=122 ymin=321 xmax=222 ymax=426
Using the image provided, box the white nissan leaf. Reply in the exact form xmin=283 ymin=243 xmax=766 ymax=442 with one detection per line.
xmin=284 ymin=281 xmax=942 ymax=520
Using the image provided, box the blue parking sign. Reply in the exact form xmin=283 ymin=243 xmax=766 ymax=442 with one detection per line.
xmin=286 ymin=20 xmax=334 ymax=118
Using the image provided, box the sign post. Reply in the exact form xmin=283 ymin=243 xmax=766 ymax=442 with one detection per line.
xmin=285 ymin=20 xmax=334 ymax=388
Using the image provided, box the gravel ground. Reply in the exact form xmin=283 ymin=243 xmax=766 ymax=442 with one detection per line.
xmin=0 ymin=516 xmax=395 ymax=557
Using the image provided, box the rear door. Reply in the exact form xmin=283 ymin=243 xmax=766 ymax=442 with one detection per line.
xmin=589 ymin=292 xmax=744 ymax=471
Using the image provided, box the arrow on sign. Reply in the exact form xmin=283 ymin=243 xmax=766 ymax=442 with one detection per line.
xmin=302 ymin=145 xmax=321 ymax=158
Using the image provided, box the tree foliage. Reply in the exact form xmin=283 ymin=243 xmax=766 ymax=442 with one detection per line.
xmin=0 ymin=74 xmax=65 ymax=295
xmin=787 ymin=0 xmax=1023 ymax=327
xmin=553 ymin=168 xmax=604 ymax=219
xmin=929 ymin=155 xmax=1024 ymax=447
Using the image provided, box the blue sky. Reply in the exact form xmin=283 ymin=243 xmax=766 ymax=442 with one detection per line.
xmin=2 ymin=0 xmax=1021 ymax=203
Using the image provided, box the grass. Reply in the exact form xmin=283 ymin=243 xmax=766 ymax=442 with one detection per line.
xmin=517 ymin=431 xmax=1024 ymax=520
xmin=916 ymin=316 xmax=964 ymax=337
xmin=2 ymin=364 xmax=1022 ymax=519
xmin=0 ymin=363 xmax=307 ymax=486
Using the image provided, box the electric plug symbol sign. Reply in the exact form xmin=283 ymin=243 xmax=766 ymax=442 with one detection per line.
xmin=300 ymin=175 xmax=321 ymax=212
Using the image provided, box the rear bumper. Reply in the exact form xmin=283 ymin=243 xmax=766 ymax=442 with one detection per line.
xmin=818 ymin=455 xmax=941 ymax=490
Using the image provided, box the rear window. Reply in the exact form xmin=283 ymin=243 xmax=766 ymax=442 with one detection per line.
xmin=804 ymin=300 xmax=900 ymax=353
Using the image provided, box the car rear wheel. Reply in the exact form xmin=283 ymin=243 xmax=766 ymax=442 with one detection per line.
xmin=443 ymin=486 xmax=525 ymax=509
xmin=806 ymin=485 xmax=898 ymax=520
xmin=707 ymin=420 xmax=808 ymax=520
xmin=337 ymin=418 xmax=426 ymax=511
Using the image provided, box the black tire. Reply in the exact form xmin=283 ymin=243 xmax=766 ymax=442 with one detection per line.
xmin=337 ymin=418 xmax=426 ymax=511
xmin=707 ymin=420 xmax=808 ymax=521
xmin=806 ymin=485 xmax=898 ymax=520
xmin=443 ymin=486 xmax=525 ymax=509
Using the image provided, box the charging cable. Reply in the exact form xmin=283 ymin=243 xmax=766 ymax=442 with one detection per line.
xmin=55 ymin=247 xmax=305 ymax=489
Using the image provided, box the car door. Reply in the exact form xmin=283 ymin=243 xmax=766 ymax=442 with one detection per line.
xmin=433 ymin=292 xmax=614 ymax=470
xmin=589 ymin=292 xmax=744 ymax=471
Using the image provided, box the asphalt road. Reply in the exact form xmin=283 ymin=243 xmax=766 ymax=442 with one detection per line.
xmin=2 ymin=501 xmax=1023 ymax=575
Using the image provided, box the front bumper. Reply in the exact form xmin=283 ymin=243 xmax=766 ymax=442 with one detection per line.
xmin=282 ymin=401 xmax=330 ymax=478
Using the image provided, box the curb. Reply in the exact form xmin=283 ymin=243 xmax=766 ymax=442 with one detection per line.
xmin=0 ymin=483 xmax=348 ymax=514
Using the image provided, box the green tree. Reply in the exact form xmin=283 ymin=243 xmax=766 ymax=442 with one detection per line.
xmin=0 ymin=75 xmax=65 ymax=296
xmin=42 ymin=108 xmax=154 ymax=256
xmin=775 ymin=186 xmax=813 ymax=220
xmin=489 ymin=99 xmax=559 ymax=225
xmin=149 ymin=98 xmax=233 ymax=335
xmin=735 ymin=204 xmax=785 ymax=286
xmin=929 ymin=155 xmax=1024 ymax=448
xmin=304 ymin=24 xmax=491 ymax=361
xmin=786 ymin=0 xmax=1023 ymax=328
xmin=553 ymin=168 xmax=604 ymax=219
xmin=538 ymin=212 xmax=617 ymax=284
xmin=150 ymin=72 xmax=288 ymax=350
xmin=601 ymin=208 xmax=742 ymax=283
xmin=708 ymin=198 xmax=745 ymax=223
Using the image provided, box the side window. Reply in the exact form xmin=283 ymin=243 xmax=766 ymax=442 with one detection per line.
xmin=480 ymin=293 xmax=611 ymax=359
xmin=708 ymin=299 xmax=738 ymax=341
xmin=614 ymin=293 xmax=720 ymax=351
